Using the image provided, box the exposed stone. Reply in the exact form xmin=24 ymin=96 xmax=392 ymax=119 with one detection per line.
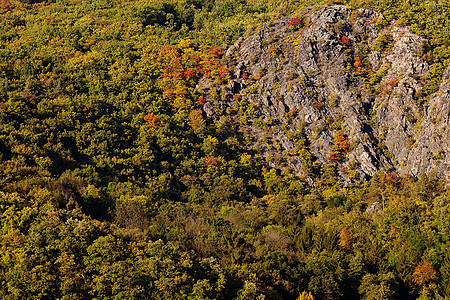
xmin=197 ymin=5 xmax=449 ymax=182
xmin=366 ymin=201 xmax=383 ymax=214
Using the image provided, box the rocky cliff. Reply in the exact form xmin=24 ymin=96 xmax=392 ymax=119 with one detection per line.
xmin=197 ymin=5 xmax=449 ymax=184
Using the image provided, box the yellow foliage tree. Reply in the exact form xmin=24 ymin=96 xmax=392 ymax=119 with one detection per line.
xmin=297 ymin=291 xmax=314 ymax=300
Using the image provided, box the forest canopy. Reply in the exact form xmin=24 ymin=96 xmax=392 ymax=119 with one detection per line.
xmin=0 ymin=0 xmax=449 ymax=299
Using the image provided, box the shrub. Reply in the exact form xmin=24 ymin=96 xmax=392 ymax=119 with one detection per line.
xmin=268 ymin=43 xmax=281 ymax=57
xmin=375 ymin=17 xmax=389 ymax=30
xmin=341 ymin=36 xmax=350 ymax=46
xmin=372 ymin=33 xmax=394 ymax=52
xmin=288 ymin=17 xmax=303 ymax=30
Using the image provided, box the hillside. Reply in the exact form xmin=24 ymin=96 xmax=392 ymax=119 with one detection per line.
xmin=200 ymin=5 xmax=449 ymax=185
xmin=0 ymin=1 xmax=449 ymax=299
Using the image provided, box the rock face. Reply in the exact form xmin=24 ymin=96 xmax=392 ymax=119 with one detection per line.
xmin=197 ymin=5 xmax=449 ymax=183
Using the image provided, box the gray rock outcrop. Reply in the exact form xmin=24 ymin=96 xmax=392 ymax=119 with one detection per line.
xmin=197 ymin=5 xmax=449 ymax=182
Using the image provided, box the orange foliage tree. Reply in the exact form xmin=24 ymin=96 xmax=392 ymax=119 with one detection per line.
xmin=413 ymin=260 xmax=437 ymax=287
xmin=144 ymin=112 xmax=160 ymax=129
xmin=339 ymin=227 xmax=354 ymax=252
xmin=328 ymin=131 xmax=349 ymax=162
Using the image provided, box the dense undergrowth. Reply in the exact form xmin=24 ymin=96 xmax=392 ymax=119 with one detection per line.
xmin=0 ymin=0 xmax=449 ymax=299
